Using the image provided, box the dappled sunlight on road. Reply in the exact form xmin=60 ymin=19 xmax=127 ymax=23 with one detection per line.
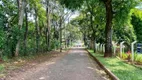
xmin=70 ymin=47 xmax=87 ymax=54
xmin=87 ymin=66 xmax=94 ymax=70
xmin=45 ymin=62 xmax=55 ymax=66
xmin=3 ymin=48 xmax=109 ymax=80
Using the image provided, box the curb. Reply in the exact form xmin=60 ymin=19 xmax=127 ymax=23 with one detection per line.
xmin=86 ymin=49 xmax=119 ymax=80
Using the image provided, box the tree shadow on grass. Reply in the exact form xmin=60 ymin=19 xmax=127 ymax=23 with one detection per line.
xmin=112 ymin=67 xmax=142 ymax=80
xmin=98 ymin=57 xmax=142 ymax=80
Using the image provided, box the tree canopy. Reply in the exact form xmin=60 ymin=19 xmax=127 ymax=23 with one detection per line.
xmin=0 ymin=0 xmax=141 ymax=60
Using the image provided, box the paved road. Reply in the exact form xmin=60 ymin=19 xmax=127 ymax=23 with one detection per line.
xmin=7 ymin=48 xmax=109 ymax=80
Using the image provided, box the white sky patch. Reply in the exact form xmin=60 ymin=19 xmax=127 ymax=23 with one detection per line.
xmin=0 ymin=1 xmax=3 ymax=5
xmin=65 ymin=11 xmax=80 ymax=23
xmin=136 ymin=2 xmax=142 ymax=10
xmin=70 ymin=12 xmax=79 ymax=19
xmin=28 ymin=13 xmax=35 ymax=22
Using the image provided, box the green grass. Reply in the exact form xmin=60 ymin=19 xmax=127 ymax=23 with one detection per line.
xmin=88 ymin=49 xmax=142 ymax=80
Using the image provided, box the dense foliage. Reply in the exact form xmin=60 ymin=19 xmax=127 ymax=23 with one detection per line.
xmin=0 ymin=0 xmax=142 ymax=60
xmin=0 ymin=0 xmax=75 ymax=60
xmin=59 ymin=0 xmax=139 ymax=57
xmin=131 ymin=9 xmax=142 ymax=42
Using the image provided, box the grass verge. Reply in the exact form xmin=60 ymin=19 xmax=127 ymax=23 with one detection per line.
xmin=88 ymin=49 xmax=142 ymax=80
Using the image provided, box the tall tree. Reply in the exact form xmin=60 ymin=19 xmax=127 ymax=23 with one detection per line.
xmin=46 ymin=0 xmax=51 ymax=51
xmin=24 ymin=0 xmax=28 ymax=55
xmin=131 ymin=8 xmax=142 ymax=42
xmin=59 ymin=0 xmax=137 ymax=57
xmin=34 ymin=5 xmax=39 ymax=53
xmin=102 ymin=0 xmax=113 ymax=57
xmin=15 ymin=0 xmax=25 ymax=57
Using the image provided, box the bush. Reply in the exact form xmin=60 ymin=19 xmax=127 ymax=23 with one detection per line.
xmin=0 ymin=29 xmax=6 ymax=59
xmin=51 ymin=39 xmax=60 ymax=50
xmin=134 ymin=52 xmax=138 ymax=61
xmin=135 ymin=54 xmax=142 ymax=63
xmin=122 ymin=53 xmax=129 ymax=60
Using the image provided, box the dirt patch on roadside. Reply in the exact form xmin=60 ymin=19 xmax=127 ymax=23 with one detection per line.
xmin=0 ymin=50 xmax=69 ymax=80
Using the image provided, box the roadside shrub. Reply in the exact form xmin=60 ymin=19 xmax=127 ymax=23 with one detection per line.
xmin=135 ymin=54 xmax=142 ymax=63
xmin=134 ymin=52 xmax=138 ymax=61
xmin=0 ymin=29 xmax=6 ymax=59
xmin=51 ymin=39 xmax=60 ymax=50
xmin=121 ymin=51 xmax=131 ymax=61
xmin=122 ymin=53 xmax=128 ymax=60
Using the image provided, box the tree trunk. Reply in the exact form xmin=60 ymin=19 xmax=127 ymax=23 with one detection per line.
xmin=64 ymin=25 xmax=67 ymax=49
xmin=46 ymin=0 xmax=50 ymax=51
xmin=34 ymin=7 xmax=39 ymax=53
xmin=24 ymin=1 xmax=28 ymax=56
xmin=17 ymin=0 xmax=19 ymax=9
xmin=59 ymin=17 xmax=62 ymax=52
xmin=91 ymin=16 xmax=97 ymax=53
xmin=104 ymin=0 xmax=113 ymax=57
xmin=94 ymin=38 xmax=96 ymax=53
xmin=15 ymin=0 xmax=25 ymax=57
xmin=90 ymin=13 xmax=97 ymax=53
xmin=91 ymin=39 xmax=94 ymax=49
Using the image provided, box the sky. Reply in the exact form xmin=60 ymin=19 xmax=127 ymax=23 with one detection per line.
xmin=65 ymin=11 xmax=80 ymax=23
xmin=136 ymin=2 xmax=142 ymax=10
xmin=70 ymin=11 xmax=80 ymax=19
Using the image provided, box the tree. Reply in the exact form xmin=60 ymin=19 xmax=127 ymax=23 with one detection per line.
xmin=101 ymin=0 xmax=113 ymax=57
xmin=15 ymin=0 xmax=25 ymax=57
xmin=45 ymin=0 xmax=51 ymax=51
xmin=34 ymin=5 xmax=40 ymax=52
xmin=59 ymin=0 xmax=138 ymax=57
xmin=0 ymin=0 xmax=67 ymax=59
xmin=131 ymin=8 xmax=142 ymax=42
xmin=23 ymin=0 xmax=28 ymax=55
